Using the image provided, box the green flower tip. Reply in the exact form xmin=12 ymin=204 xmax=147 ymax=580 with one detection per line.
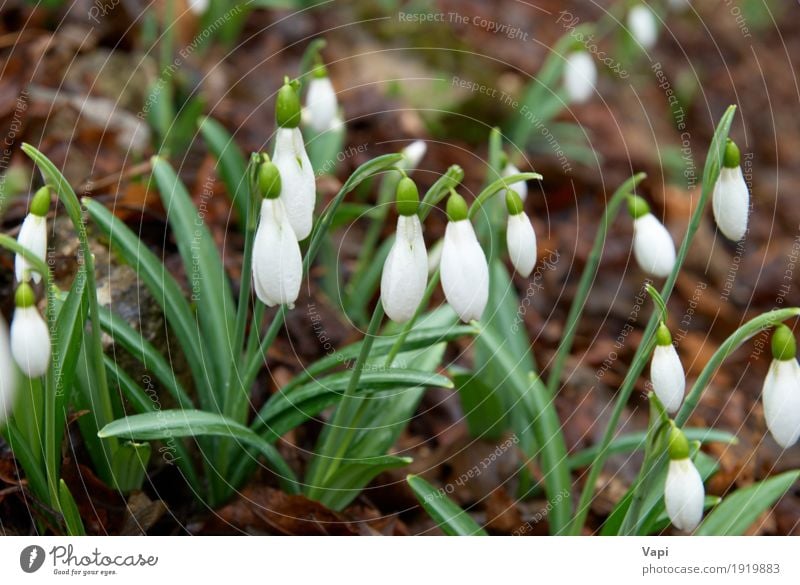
xmin=312 ymin=63 xmax=328 ymax=79
xmin=771 ymin=324 xmax=797 ymax=362
xmin=723 ymin=138 xmax=740 ymax=169
xmin=446 ymin=191 xmax=469 ymax=222
xmin=258 ymin=161 xmax=282 ymax=200
xmin=505 ymin=189 xmax=524 ymax=216
xmin=276 ymin=78 xmax=302 ymax=128
xmin=395 ymin=177 xmax=419 ymax=216
xmin=656 ymin=322 xmax=672 ymax=346
xmin=667 ymin=426 xmax=690 ymax=460
xmin=30 ymin=185 xmax=51 ymax=217
xmin=15 ymin=282 xmax=36 ymax=308
xmin=627 ymin=194 xmax=650 ymax=219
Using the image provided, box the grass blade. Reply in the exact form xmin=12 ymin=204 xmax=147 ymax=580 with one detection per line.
xmin=407 ymin=474 xmax=488 ymax=536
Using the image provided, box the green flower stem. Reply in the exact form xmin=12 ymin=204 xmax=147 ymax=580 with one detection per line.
xmin=467 ymin=173 xmax=542 ymax=220
xmin=384 ymin=271 xmax=441 ymax=368
xmin=566 ymin=106 xmax=737 ymax=535
xmin=545 ymin=173 xmax=646 ymax=397
xmin=675 ymin=307 xmax=800 ymax=427
xmin=18 ymin=377 xmax=44 ymax=468
xmin=306 ymin=302 xmax=385 ymax=497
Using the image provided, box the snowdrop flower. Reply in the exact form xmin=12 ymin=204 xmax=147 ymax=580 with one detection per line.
xmin=304 ymin=64 xmax=340 ymax=133
xmin=440 ymin=192 xmax=489 ymax=323
xmin=503 ymin=161 xmax=528 ymax=202
xmin=628 ymin=195 xmax=676 ymax=278
xmin=187 ymin=0 xmax=209 ymax=15
xmin=664 ymin=426 xmax=705 ymax=532
xmin=564 ymin=50 xmax=597 ymax=104
xmin=712 ymin=139 xmax=749 ymax=241
xmin=273 ymin=78 xmax=316 ymax=240
xmin=761 ymin=325 xmax=800 ymax=448
xmin=15 ymin=185 xmax=50 ymax=284
xmin=401 ymin=140 xmax=427 ymax=173
xmin=251 ymin=161 xmax=302 ymax=308
xmin=627 ymin=4 xmax=658 ymax=49
xmin=505 ymin=190 xmax=537 ymax=278
xmin=10 ymin=283 xmax=50 ymax=379
xmin=0 ymin=316 xmax=16 ymax=426
xmin=650 ymin=322 xmax=685 ymax=413
xmin=381 ymin=177 xmax=428 ymax=323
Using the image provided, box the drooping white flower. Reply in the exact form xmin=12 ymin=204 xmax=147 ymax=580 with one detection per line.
xmin=304 ymin=67 xmax=339 ymax=133
xmin=664 ymin=427 xmax=705 ymax=532
xmin=505 ymin=191 xmax=537 ymax=278
xmin=440 ymin=193 xmax=489 ymax=323
xmin=628 ymin=4 xmax=658 ymax=49
xmin=629 ymin=196 xmax=676 ymax=278
xmin=503 ymin=162 xmax=528 ymax=202
xmin=564 ymin=51 xmax=597 ymax=104
xmin=712 ymin=139 xmax=749 ymax=241
xmin=252 ymin=162 xmax=303 ymax=308
xmin=650 ymin=323 xmax=685 ymax=413
xmin=188 ymin=0 xmax=209 ymax=15
xmin=762 ymin=325 xmax=800 ymax=448
xmin=15 ymin=185 xmax=50 ymax=284
xmin=10 ymin=284 xmax=50 ymax=379
xmin=274 ymin=79 xmax=316 ymax=240
xmin=0 ymin=316 xmax=17 ymax=426
xmin=401 ymin=140 xmax=427 ymax=172
xmin=381 ymin=178 xmax=428 ymax=323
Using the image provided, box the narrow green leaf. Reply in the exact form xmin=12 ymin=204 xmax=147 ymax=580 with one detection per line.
xmin=111 ymin=441 xmax=151 ymax=493
xmin=316 ymin=455 xmax=412 ymax=511
xmin=198 ymin=116 xmax=249 ymax=222
xmin=695 ymin=471 xmax=800 ymax=536
xmin=407 ymin=474 xmax=488 ymax=536
xmin=58 ymin=479 xmax=86 ymax=536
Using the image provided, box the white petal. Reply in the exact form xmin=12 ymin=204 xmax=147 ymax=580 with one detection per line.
xmin=633 ymin=213 xmax=676 ymax=278
xmin=10 ymin=306 xmax=51 ymax=379
xmin=503 ymin=163 xmax=528 ymax=202
xmin=665 ymin=458 xmax=705 ymax=532
xmin=305 ymin=77 xmax=339 ymax=133
xmin=506 ymin=212 xmax=537 ymax=277
xmin=762 ymin=359 xmax=800 ymax=448
xmin=381 ymin=215 xmax=428 ymax=323
xmin=712 ymin=166 xmax=749 ymax=241
xmin=650 ymin=344 xmax=685 ymax=413
xmin=188 ymin=0 xmax=209 ymax=14
xmin=440 ymin=220 xmax=489 ymax=323
xmin=273 ymin=127 xmax=316 ymax=240
xmin=252 ymin=199 xmax=302 ymax=308
xmin=15 ymin=214 xmax=47 ymax=283
xmin=628 ymin=5 xmax=658 ymax=49
xmin=0 ymin=317 xmax=17 ymax=425
xmin=401 ymin=140 xmax=427 ymax=172
xmin=564 ymin=51 xmax=597 ymax=104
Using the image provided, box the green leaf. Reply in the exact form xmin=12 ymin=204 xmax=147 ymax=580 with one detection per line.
xmin=84 ymin=198 xmax=213 ymax=411
xmin=452 ymin=372 xmax=506 ymax=440
xmin=58 ymin=479 xmax=86 ymax=536
xmin=99 ymin=410 xmax=299 ymax=494
xmin=307 ymin=124 xmax=346 ymax=175
xmin=150 ymin=156 xmax=236 ymax=393
xmin=407 ymin=474 xmax=488 ymax=536
xmin=695 ymin=471 xmax=800 ymax=536
xmin=111 ymin=441 xmax=151 ymax=493
xmin=316 ymin=455 xmax=412 ymax=511
xmin=198 ymin=116 xmax=249 ymax=222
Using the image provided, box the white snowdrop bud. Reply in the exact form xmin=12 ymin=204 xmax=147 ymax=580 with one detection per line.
xmin=628 ymin=4 xmax=658 ymax=49
xmin=252 ymin=162 xmax=302 ymax=308
xmin=629 ymin=195 xmax=676 ymax=278
xmin=712 ymin=139 xmax=749 ymax=242
xmin=564 ymin=50 xmax=597 ymax=104
xmin=505 ymin=190 xmax=537 ymax=278
xmin=401 ymin=140 xmax=427 ymax=172
xmin=304 ymin=65 xmax=340 ymax=133
xmin=274 ymin=79 xmax=316 ymax=240
xmin=664 ymin=427 xmax=705 ymax=532
xmin=381 ymin=178 xmax=428 ymax=323
xmin=762 ymin=325 xmax=800 ymax=448
xmin=188 ymin=0 xmax=209 ymax=15
xmin=440 ymin=192 xmax=488 ymax=323
xmin=15 ymin=185 xmax=50 ymax=284
xmin=650 ymin=323 xmax=685 ymax=413
xmin=10 ymin=283 xmax=51 ymax=379
xmin=0 ymin=315 xmax=17 ymax=426
xmin=503 ymin=161 xmax=528 ymax=202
